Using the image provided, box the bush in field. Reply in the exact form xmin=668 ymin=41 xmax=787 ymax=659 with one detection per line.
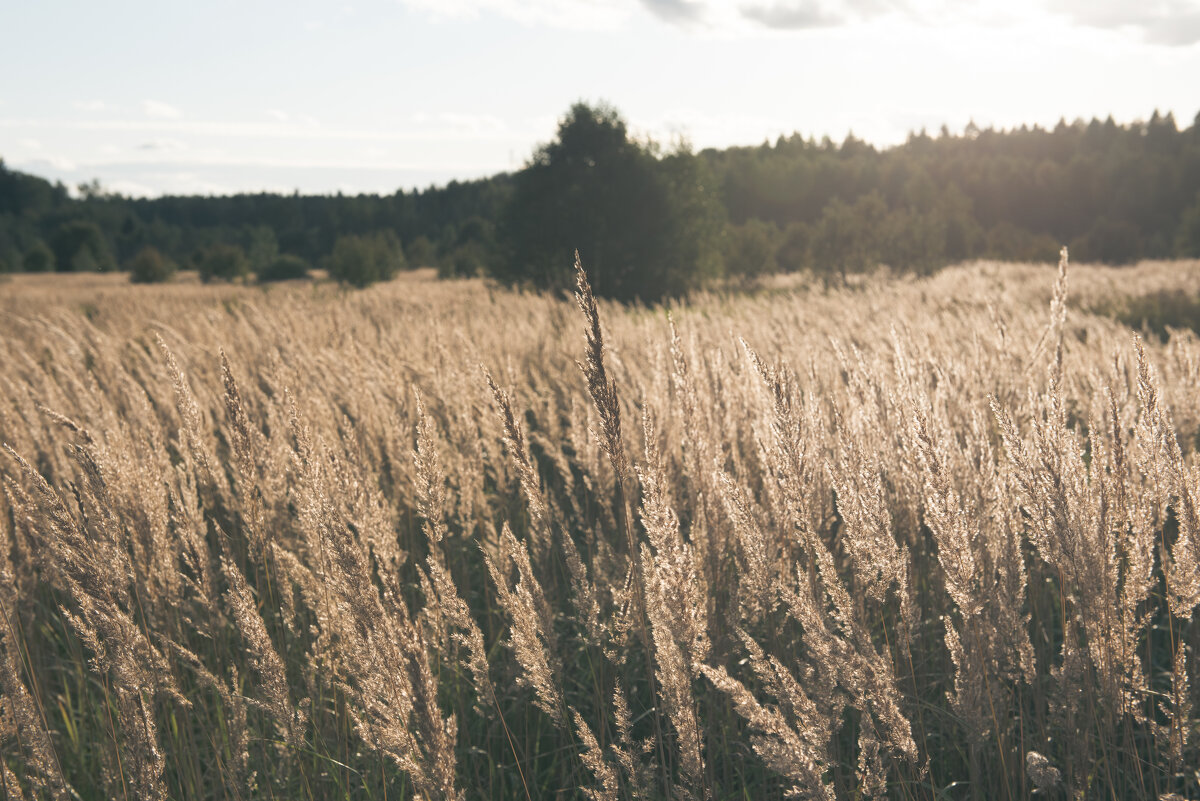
xmin=328 ymin=231 xmax=404 ymax=288
xmin=773 ymin=221 xmax=812 ymax=273
xmin=438 ymin=243 xmax=487 ymax=279
xmin=1093 ymin=289 xmax=1200 ymax=339
xmin=22 ymin=240 xmax=54 ymax=272
xmin=257 ymin=254 xmax=311 ymax=283
xmin=198 ymin=242 xmax=251 ymax=283
xmin=723 ymin=219 xmax=778 ymax=284
xmin=128 ymin=245 xmax=176 ymax=283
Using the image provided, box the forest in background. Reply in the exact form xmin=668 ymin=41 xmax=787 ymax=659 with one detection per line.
xmin=2 ymin=105 xmax=1200 ymax=299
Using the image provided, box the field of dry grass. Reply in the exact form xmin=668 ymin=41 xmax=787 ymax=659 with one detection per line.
xmin=2 ymin=255 xmax=1200 ymax=800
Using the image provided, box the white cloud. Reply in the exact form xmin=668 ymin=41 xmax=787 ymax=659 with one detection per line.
xmin=411 ymin=111 xmax=510 ymax=136
xmin=26 ymin=156 xmax=78 ymax=172
xmin=735 ymin=0 xmax=1033 ymax=30
xmin=639 ymin=108 xmax=800 ymax=146
xmin=603 ymin=0 xmax=1200 ymax=42
xmin=142 ymin=100 xmax=183 ymax=120
xmin=18 ymin=138 xmax=43 ymax=151
xmin=155 ymin=172 xmax=234 ymax=195
xmin=1047 ymin=0 xmax=1200 ymax=45
xmin=266 ymin=109 xmax=290 ymax=122
xmin=641 ymin=0 xmax=708 ymax=24
xmin=0 ymin=115 xmax=520 ymax=144
xmin=399 ymin=0 xmax=635 ymax=29
xmin=73 ymin=99 xmax=108 ymax=112
xmin=106 ymin=179 xmax=159 ymax=197
xmin=137 ymin=138 xmax=189 ymax=153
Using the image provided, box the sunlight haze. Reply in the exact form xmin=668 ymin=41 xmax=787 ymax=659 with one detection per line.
xmin=3 ymin=0 xmax=1199 ymax=196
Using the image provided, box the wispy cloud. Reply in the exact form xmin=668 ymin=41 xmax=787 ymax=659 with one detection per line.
xmin=142 ymin=100 xmax=183 ymax=120
xmin=1048 ymin=0 xmax=1200 ymax=45
xmin=738 ymin=0 xmax=921 ymax=29
xmin=26 ymin=156 xmax=78 ymax=172
xmin=740 ymin=0 xmax=846 ymax=28
xmin=411 ymin=111 xmax=510 ymax=136
xmin=13 ymin=156 xmax=509 ymax=197
xmin=137 ymin=138 xmax=189 ymax=153
xmin=398 ymin=0 xmax=633 ymax=30
xmin=0 ymin=115 xmax=524 ymax=144
xmin=640 ymin=0 xmax=707 ymax=24
xmin=105 ymin=178 xmax=160 ymax=197
xmin=734 ymin=0 xmax=1200 ymax=40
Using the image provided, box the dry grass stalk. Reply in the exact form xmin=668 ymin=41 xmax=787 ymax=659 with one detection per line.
xmin=1 ymin=259 xmax=1198 ymax=799
xmin=414 ymin=393 xmax=496 ymax=712
xmin=483 ymin=522 xmax=564 ymax=725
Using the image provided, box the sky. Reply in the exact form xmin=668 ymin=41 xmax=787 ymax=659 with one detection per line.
xmin=2 ymin=0 xmax=1199 ymax=197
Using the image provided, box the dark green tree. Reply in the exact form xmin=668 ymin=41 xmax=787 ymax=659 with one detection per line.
xmin=328 ymin=231 xmax=404 ymax=287
xmin=198 ymin=243 xmax=250 ymax=283
xmin=496 ymin=102 xmax=724 ymax=302
xmin=1176 ymin=195 xmax=1200 ymax=257
xmin=128 ymin=245 xmax=177 ymax=283
xmin=774 ymin=222 xmax=812 ymax=273
xmin=247 ymin=225 xmax=280 ymax=274
xmin=51 ymin=220 xmax=115 ymax=272
xmin=22 ymin=241 xmax=54 ymax=272
xmin=723 ymin=219 xmax=778 ymax=283
xmin=257 ymin=254 xmax=311 ymax=282
xmin=406 ymin=235 xmax=437 ymax=268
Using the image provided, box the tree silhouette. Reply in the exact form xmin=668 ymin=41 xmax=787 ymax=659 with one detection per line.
xmin=51 ymin=220 xmax=115 ymax=272
xmin=496 ymin=102 xmax=724 ymax=302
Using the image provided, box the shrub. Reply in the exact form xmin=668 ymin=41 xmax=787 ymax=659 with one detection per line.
xmin=328 ymin=231 xmax=404 ymax=288
xmin=22 ymin=240 xmax=54 ymax=272
xmin=438 ymin=243 xmax=486 ymax=279
xmin=257 ymin=254 xmax=311 ymax=283
xmin=1093 ymin=289 xmax=1200 ymax=340
xmin=723 ymin=220 xmax=778 ymax=284
xmin=774 ymin=221 xmax=812 ymax=273
xmin=128 ymin=245 xmax=177 ymax=283
xmin=198 ymin=243 xmax=250 ymax=283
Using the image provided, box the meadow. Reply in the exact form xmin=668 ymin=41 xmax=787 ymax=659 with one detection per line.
xmin=2 ymin=256 xmax=1199 ymax=800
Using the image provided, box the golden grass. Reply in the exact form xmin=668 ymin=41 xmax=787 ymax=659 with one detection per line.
xmin=1 ymin=256 xmax=1199 ymax=800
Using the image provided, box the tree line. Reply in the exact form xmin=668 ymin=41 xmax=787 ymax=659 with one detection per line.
xmin=2 ymin=103 xmax=1199 ymax=300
